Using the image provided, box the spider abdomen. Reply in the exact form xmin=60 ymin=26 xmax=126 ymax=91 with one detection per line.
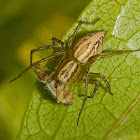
xmin=73 ymin=31 xmax=106 ymax=64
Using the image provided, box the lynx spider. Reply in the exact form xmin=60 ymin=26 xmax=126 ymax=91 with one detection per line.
xmin=11 ymin=19 xmax=140 ymax=125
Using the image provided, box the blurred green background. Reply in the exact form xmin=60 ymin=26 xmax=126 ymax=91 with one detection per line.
xmin=0 ymin=0 xmax=91 ymax=139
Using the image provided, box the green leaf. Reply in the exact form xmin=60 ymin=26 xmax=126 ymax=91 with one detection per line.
xmin=17 ymin=0 xmax=140 ymax=139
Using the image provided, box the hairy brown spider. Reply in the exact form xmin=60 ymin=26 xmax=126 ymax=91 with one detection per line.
xmin=10 ymin=19 xmax=140 ymax=125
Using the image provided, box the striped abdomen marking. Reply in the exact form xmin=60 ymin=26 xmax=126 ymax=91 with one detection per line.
xmin=73 ymin=31 xmax=106 ymax=64
xmin=58 ymin=60 xmax=78 ymax=83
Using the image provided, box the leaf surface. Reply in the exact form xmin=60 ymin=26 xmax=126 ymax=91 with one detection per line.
xmin=17 ymin=0 xmax=140 ymax=140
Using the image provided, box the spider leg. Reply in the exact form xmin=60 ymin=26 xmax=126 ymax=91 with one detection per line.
xmin=86 ymin=80 xmax=99 ymax=98
xmin=94 ymin=49 xmax=140 ymax=60
xmin=77 ymin=76 xmax=100 ymax=125
xmin=30 ymin=44 xmax=58 ymax=64
xmin=50 ymin=55 xmax=66 ymax=77
xmin=10 ymin=51 xmax=65 ymax=82
xmin=67 ymin=18 xmax=99 ymax=47
xmin=52 ymin=37 xmax=66 ymax=48
xmin=88 ymin=72 xmax=113 ymax=95
xmin=87 ymin=49 xmax=140 ymax=71
xmin=77 ymin=66 xmax=89 ymax=125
